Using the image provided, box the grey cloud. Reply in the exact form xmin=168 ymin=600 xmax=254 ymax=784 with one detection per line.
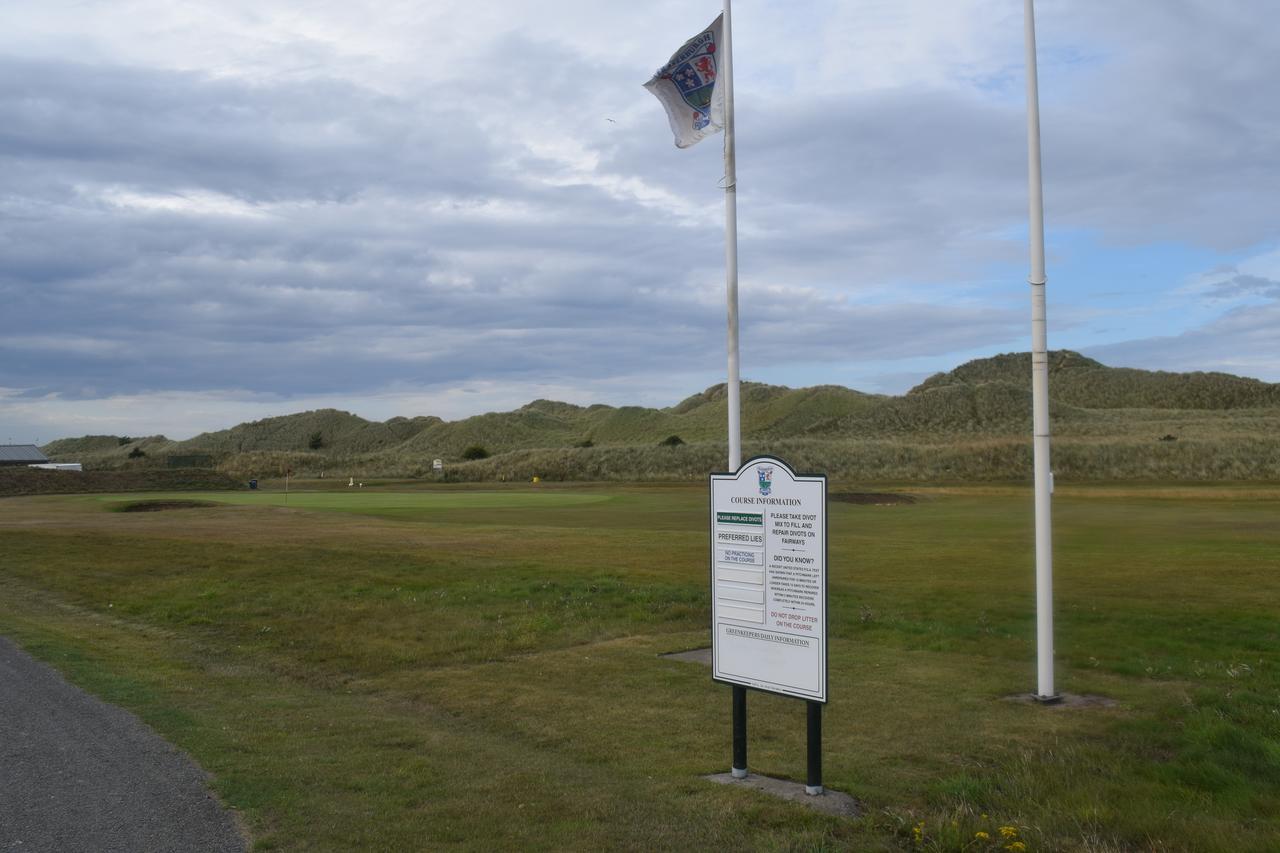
xmin=3 ymin=2 xmax=1279 ymax=418
xmin=741 ymin=296 xmax=1025 ymax=366
xmin=1085 ymin=300 xmax=1280 ymax=377
xmin=1205 ymin=274 xmax=1280 ymax=300
xmin=1032 ymin=1 xmax=1280 ymax=248
xmin=0 ymin=56 xmax=736 ymax=398
xmin=0 ymin=57 xmax=499 ymax=203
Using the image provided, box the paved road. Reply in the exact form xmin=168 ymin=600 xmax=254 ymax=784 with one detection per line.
xmin=0 ymin=636 xmax=247 ymax=852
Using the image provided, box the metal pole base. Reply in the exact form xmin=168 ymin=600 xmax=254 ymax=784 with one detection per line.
xmin=805 ymin=784 xmax=824 ymax=796
xmin=1033 ymin=693 xmax=1063 ymax=705
xmin=731 ymin=767 xmax=748 ymax=779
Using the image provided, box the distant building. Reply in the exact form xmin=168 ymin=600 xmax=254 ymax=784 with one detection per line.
xmin=0 ymin=445 xmax=49 ymax=466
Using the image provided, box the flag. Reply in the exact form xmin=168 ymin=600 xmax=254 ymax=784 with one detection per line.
xmin=643 ymin=15 xmax=725 ymax=149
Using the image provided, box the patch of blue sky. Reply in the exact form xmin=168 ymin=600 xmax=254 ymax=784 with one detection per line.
xmin=747 ymin=346 xmax=1020 ymax=396
xmin=969 ymin=43 xmax=1108 ymax=102
xmin=1029 ymin=229 xmax=1266 ymax=351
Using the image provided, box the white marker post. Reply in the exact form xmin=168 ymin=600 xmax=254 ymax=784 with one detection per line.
xmin=1025 ymin=0 xmax=1057 ymax=702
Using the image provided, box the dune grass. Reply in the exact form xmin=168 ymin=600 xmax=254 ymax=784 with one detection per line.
xmin=42 ymin=352 xmax=1280 ymax=485
xmin=0 ymin=484 xmax=1277 ymax=850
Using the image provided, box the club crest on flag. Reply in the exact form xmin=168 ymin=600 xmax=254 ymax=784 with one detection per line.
xmin=757 ymin=466 xmax=774 ymax=497
xmin=661 ymin=37 xmax=717 ymax=131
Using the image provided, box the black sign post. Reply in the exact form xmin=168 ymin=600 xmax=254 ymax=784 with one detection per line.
xmin=806 ymin=700 xmax=822 ymax=794
xmin=732 ymin=685 xmax=747 ymax=777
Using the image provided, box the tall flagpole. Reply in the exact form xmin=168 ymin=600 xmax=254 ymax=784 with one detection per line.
xmin=1024 ymin=0 xmax=1056 ymax=701
xmin=721 ymin=0 xmax=750 ymax=780
xmin=723 ymin=0 xmax=741 ymax=472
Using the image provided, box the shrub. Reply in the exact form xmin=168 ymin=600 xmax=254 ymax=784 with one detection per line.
xmin=128 ymin=447 xmax=147 ymax=459
xmin=308 ymin=431 xmax=325 ymax=450
xmin=575 ymin=439 xmax=595 ymax=448
xmin=659 ymin=435 xmax=685 ymax=447
xmin=461 ymin=445 xmax=490 ymax=460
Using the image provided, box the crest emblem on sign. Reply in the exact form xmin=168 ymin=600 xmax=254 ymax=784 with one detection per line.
xmin=660 ymin=33 xmax=717 ymax=131
xmin=757 ymin=465 xmax=774 ymax=496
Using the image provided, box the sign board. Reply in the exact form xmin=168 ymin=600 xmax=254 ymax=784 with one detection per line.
xmin=710 ymin=456 xmax=827 ymax=702
xmin=432 ymin=458 xmax=443 ymax=471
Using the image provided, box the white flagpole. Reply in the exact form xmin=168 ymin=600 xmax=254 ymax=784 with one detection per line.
xmin=723 ymin=0 xmax=741 ymax=472
xmin=721 ymin=0 xmax=750 ymax=783
xmin=1024 ymin=0 xmax=1056 ymax=700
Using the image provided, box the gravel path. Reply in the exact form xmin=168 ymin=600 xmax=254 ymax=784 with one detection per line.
xmin=0 ymin=636 xmax=247 ymax=852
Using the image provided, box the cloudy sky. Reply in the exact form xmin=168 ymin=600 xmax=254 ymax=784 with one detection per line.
xmin=2 ymin=0 xmax=1277 ymax=443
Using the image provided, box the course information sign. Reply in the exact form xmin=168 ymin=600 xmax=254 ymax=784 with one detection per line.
xmin=710 ymin=456 xmax=827 ymax=703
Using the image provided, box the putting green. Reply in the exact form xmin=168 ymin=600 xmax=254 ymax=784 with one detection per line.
xmin=93 ymin=490 xmax=612 ymax=513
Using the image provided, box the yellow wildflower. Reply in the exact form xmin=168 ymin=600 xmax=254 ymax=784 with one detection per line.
xmin=1006 ymin=842 xmax=1027 ymax=852
xmin=999 ymin=826 xmax=1019 ymax=839
xmin=975 ymin=830 xmax=991 ymax=840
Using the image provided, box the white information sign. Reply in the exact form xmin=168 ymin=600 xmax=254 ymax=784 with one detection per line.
xmin=710 ymin=456 xmax=827 ymax=703
xmin=432 ymin=458 xmax=443 ymax=471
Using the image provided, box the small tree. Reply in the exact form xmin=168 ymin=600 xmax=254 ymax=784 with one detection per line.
xmin=128 ymin=446 xmax=147 ymax=459
xmin=308 ymin=431 xmax=325 ymax=450
xmin=461 ymin=445 xmax=490 ymax=460
xmin=659 ymin=435 xmax=685 ymax=447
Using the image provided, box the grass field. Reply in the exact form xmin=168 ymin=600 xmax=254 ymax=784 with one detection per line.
xmin=1 ymin=483 xmax=1277 ymax=851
